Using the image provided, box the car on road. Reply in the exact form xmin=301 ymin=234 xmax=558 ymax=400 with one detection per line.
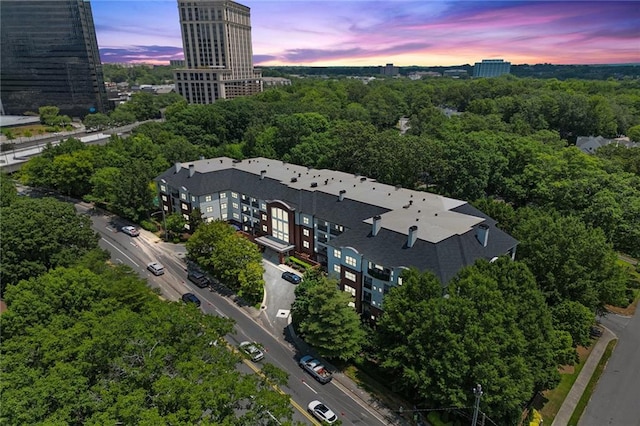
xmin=307 ymin=400 xmax=337 ymax=424
xmin=238 ymin=341 xmax=264 ymax=362
xmin=299 ymin=355 xmax=332 ymax=384
xmin=181 ymin=292 xmax=201 ymax=307
xmin=121 ymin=226 xmax=140 ymax=237
xmin=281 ymin=271 xmax=302 ymax=285
xmin=188 ymin=270 xmax=211 ymax=288
xmin=147 ymin=262 xmax=165 ymax=276
xmin=590 ymin=326 xmax=603 ymax=338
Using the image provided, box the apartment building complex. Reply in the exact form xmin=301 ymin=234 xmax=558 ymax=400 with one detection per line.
xmin=174 ymin=0 xmax=262 ymax=104
xmin=0 ymin=0 xmax=108 ymax=117
xmin=156 ymin=157 xmax=518 ymax=321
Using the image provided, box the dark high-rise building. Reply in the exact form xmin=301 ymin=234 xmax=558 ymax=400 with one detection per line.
xmin=174 ymin=0 xmax=262 ymax=104
xmin=0 ymin=0 xmax=108 ymax=117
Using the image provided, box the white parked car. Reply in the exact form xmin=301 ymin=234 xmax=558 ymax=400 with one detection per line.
xmin=121 ymin=226 xmax=140 ymax=237
xmin=238 ymin=341 xmax=264 ymax=362
xmin=308 ymin=400 xmax=337 ymax=424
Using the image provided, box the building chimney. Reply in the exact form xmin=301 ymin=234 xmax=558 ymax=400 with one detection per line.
xmin=408 ymin=225 xmax=418 ymax=248
xmin=175 ymin=162 xmax=181 ymax=173
xmin=260 ymin=170 xmax=266 ymax=180
xmin=476 ymin=224 xmax=489 ymax=247
xmin=372 ymin=215 xmax=382 ymax=236
xmin=339 ymin=190 xmax=346 ymax=201
xmin=189 ymin=163 xmax=195 ymax=177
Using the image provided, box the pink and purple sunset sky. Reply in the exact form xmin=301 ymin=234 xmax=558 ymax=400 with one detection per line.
xmin=92 ymin=0 xmax=640 ymax=67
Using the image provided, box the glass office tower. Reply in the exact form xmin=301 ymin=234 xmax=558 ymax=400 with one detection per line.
xmin=0 ymin=0 xmax=108 ymax=117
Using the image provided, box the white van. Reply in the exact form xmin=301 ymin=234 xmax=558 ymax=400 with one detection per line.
xmin=147 ymin=262 xmax=165 ymax=276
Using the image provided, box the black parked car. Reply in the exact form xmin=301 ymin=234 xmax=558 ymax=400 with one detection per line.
xmin=282 ymin=271 xmax=302 ymax=284
xmin=181 ymin=292 xmax=201 ymax=307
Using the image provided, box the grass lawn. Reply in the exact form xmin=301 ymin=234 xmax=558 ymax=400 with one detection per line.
xmin=538 ymin=344 xmax=595 ymax=423
xmin=567 ymin=339 xmax=617 ymax=425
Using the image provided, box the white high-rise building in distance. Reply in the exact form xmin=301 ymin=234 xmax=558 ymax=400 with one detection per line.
xmin=174 ymin=0 xmax=262 ymax=104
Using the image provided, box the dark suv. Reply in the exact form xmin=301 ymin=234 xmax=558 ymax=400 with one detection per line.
xmin=181 ymin=293 xmax=201 ymax=307
xmin=282 ymin=271 xmax=302 ymax=284
xmin=188 ymin=271 xmax=211 ymax=288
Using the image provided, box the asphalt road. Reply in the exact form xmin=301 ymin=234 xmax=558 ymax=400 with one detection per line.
xmin=579 ymin=310 xmax=640 ymax=426
xmin=78 ymin=203 xmax=389 ymax=426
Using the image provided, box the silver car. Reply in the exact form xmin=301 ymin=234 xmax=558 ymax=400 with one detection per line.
xmin=238 ymin=341 xmax=264 ymax=362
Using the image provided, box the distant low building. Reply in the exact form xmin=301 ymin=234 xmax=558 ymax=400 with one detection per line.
xmin=443 ymin=69 xmax=468 ymax=78
xmin=576 ymin=136 xmax=639 ymax=154
xmin=408 ymin=71 xmax=441 ymax=80
xmin=473 ymin=59 xmax=511 ymax=78
xmin=262 ymin=77 xmax=292 ymax=88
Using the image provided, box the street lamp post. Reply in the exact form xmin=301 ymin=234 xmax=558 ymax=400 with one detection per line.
xmin=151 ymin=209 xmax=168 ymax=241
xmin=471 ymin=384 xmax=483 ymax=426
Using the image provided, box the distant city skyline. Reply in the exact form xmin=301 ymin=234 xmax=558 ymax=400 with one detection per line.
xmin=92 ymin=0 xmax=640 ymax=67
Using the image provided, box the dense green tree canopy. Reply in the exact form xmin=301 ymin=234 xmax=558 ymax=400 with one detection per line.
xmin=0 ymin=197 xmax=100 ymax=292
xmin=377 ymin=262 xmax=568 ymax=424
xmin=0 ymin=264 xmax=294 ymax=425
xmin=186 ymin=221 xmax=265 ymax=304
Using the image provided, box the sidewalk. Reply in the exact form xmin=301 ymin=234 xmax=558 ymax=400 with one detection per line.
xmin=551 ymin=327 xmax=616 ymax=426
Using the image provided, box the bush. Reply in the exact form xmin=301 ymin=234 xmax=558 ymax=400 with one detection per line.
xmin=287 ymin=256 xmax=313 ymax=270
xmin=139 ymin=219 xmax=158 ymax=232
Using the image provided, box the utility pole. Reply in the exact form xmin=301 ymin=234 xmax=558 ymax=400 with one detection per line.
xmin=471 ymin=383 xmax=483 ymax=426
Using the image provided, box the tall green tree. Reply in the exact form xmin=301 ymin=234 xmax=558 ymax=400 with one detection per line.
xmin=291 ymin=273 xmax=366 ymax=361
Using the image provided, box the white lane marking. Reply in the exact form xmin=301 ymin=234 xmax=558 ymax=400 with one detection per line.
xmin=101 ymin=238 xmax=139 ymax=267
xmin=302 ymin=381 xmax=318 ymax=394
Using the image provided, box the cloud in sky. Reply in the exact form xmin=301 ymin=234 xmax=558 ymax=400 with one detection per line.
xmin=92 ymin=0 xmax=640 ymax=66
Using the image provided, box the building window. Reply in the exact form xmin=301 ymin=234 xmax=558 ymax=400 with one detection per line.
xmin=221 ymin=202 xmax=227 ymax=210
xmin=160 ymin=184 xmax=166 ymax=192
xmin=345 ymin=271 xmax=356 ymax=282
xmin=220 ymin=192 xmax=227 ymax=199
xmin=303 ymin=229 xmax=310 ymax=237
xmin=348 ymin=301 xmax=356 ymax=308
xmin=222 ymin=213 xmax=228 ymax=219
xmin=398 ymin=276 xmax=403 ymax=286
xmin=333 ymin=249 xmax=341 ymax=259
xmin=205 ymin=195 xmax=212 ymax=202
xmin=262 ymin=225 xmax=268 ymax=232
xmin=161 ymin=195 xmax=167 ymax=202
xmin=233 ymin=213 xmax=239 ymax=220
xmin=303 ymin=216 xmax=310 ymax=225
xmin=364 ymin=276 xmax=372 ymax=289
xmin=303 ymin=241 xmax=310 ymax=248
xmin=344 ymin=284 xmax=356 ymax=297
xmin=205 ymin=206 xmax=213 ymax=213
xmin=232 ymin=202 xmax=239 ymax=209
xmin=181 ymin=203 xmax=188 ymax=210
xmin=261 ymin=213 xmax=267 ymax=221
xmin=270 ymin=207 xmax=289 ymax=242
xmin=183 ymin=214 xmax=189 ymax=221
xmin=191 ymin=196 xmax=196 ymax=202
xmin=181 ymin=193 xmax=187 ymax=200
xmin=261 ymin=202 xmax=266 ymax=210
xmin=231 ymin=192 xmax=238 ymax=199
xmin=345 ymin=256 xmax=357 ymax=267
xmin=334 ymin=264 xmax=341 ymax=274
